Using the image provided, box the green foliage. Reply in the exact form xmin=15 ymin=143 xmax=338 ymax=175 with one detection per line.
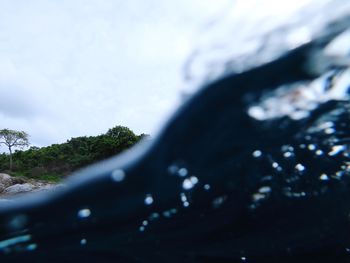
xmin=0 ymin=125 xmax=144 ymax=182
xmin=0 ymin=129 xmax=29 ymax=170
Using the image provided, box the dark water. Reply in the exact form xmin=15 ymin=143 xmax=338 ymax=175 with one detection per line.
xmin=0 ymin=5 xmax=349 ymax=263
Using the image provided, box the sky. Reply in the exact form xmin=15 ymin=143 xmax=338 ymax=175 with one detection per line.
xmin=0 ymin=0 xmax=230 ymax=150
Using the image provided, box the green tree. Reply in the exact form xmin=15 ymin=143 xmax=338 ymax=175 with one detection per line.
xmin=0 ymin=129 xmax=29 ymax=170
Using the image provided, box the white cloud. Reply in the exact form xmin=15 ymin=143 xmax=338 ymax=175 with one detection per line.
xmin=0 ymin=0 xmax=230 ymax=152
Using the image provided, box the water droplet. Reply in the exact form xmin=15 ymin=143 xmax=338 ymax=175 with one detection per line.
xmin=80 ymin=239 xmax=87 ymax=245
xmin=78 ymin=209 xmax=91 ymax=218
xmin=26 ymin=243 xmax=37 ymax=251
xmin=178 ymin=168 xmax=188 ymax=177
xmin=144 ymin=194 xmax=154 ymax=205
xmin=111 ymin=169 xmax=125 ymax=182
xmin=252 ymin=150 xmax=262 ymax=158
xmin=319 ymin=173 xmax=329 ymax=181
xmin=328 ymin=145 xmax=345 ymax=156
xmin=204 ymin=184 xmax=211 ymax=190
xmin=295 ymin=163 xmax=305 ymax=172
xmin=258 ymin=186 xmax=271 ymax=194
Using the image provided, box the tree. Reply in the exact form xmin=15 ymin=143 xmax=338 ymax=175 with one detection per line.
xmin=0 ymin=129 xmax=29 ymax=170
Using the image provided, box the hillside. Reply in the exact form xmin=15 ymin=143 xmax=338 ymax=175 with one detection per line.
xmin=0 ymin=126 xmax=147 ymax=182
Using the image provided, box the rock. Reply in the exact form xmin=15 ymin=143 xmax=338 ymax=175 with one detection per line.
xmin=0 ymin=173 xmax=64 ymax=197
xmin=0 ymin=183 xmax=6 ymax=193
xmin=0 ymin=173 xmax=13 ymax=187
xmin=4 ymin=183 xmax=35 ymax=195
xmin=32 ymin=183 xmax=65 ymax=193
xmin=11 ymin=177 xmax=27 ymax=184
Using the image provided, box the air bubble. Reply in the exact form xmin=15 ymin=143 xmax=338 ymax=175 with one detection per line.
xmin=180 ymin=193 xmax=187 ymax=202
xmin=295 ymin=163 xmax=305 ymax=172
xmin=328 ymin=145 xmax=345 ymax=156
xmin=325 ymin=128 xmax=335 ymax=134
xmin=168 ymin=164 xmax=179 ymax=175
xmin=283 ymin=152 xmax=292 ymax=158
xmin=8 ymin=214 xmax=28 ymax=230
xmin=252 ymin=193 xmax=266 ymax=201
xmin=142 ymin=220 xmax=148 ymax=226
xmin=178 ymin=168 xmax=188 ymax=177
xmin=252 ymin=150 xmax=262 ymax=158
xmin=319 ymin=174 xmax=329 ymax=181
xmin=78 ymin=209 xmax=91 ymax=218
xmin=163 ymin=211 xmax=172 ymax=218
xmin=27 ymin=243 xmax=37 ymax=251
xmin=284 ymin=189 xmax=306 ymax=198
xmin=333 ymin=171 xmax=344 ymax=180
xmin=182 ymin=177 xmax=198 ymax=190
xmin=316 ymin=149 xmax=323 ymax=155
xmin=204 ymin=184 xmax=211 ymax=190
xmin=111 ymin=169 xmax=126 ymax=182
xmin=149 ymin=213 xmax=160 ymax=220
xmin=170 ymin=208 xmax=177 ymax=214
xmin=0 ymin=235 xmax=31 ymax=250
xmin=212 ymin=196 xmax=227 ymax=208
xmin=272 ymin=162 xmax=279 ymax=168
xmin=261 ymin=175 xmax=273 ymax=182
xmin=190 ymin=176 xmax=199 ymax=184
xmin=139 ymin=226 xmax=145 ymax=232
xmin=180 ymin=193 xmax=190 ymax=207
xmin=318 ymin=121 xmax=333 ymax=130
xmin=258 ymin=186 xmax=271 ymax=194
xmin=80 ymin=239 xmax=87 ymax=245
xmin=144 ymin=194 xmax=154 ymax=205
xmin=308 ymin=144 xmax=316 ymax=151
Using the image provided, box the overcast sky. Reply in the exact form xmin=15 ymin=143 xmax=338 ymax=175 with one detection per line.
xmin=0 ymin=0 xmax=230 ymax=150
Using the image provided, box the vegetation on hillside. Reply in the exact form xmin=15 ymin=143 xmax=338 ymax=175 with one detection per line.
xmin=0 ymin=129 xmax=29 ymax=171
xmin=0 ymin=126 xmax=147 ymax=182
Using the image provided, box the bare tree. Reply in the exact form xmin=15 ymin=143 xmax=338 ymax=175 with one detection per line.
xmin=0 ymin=129 xmax=29 ymax=171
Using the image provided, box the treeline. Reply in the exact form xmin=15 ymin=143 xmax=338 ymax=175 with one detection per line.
xmin=0 ymin=126 xmax=147 ymax=182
